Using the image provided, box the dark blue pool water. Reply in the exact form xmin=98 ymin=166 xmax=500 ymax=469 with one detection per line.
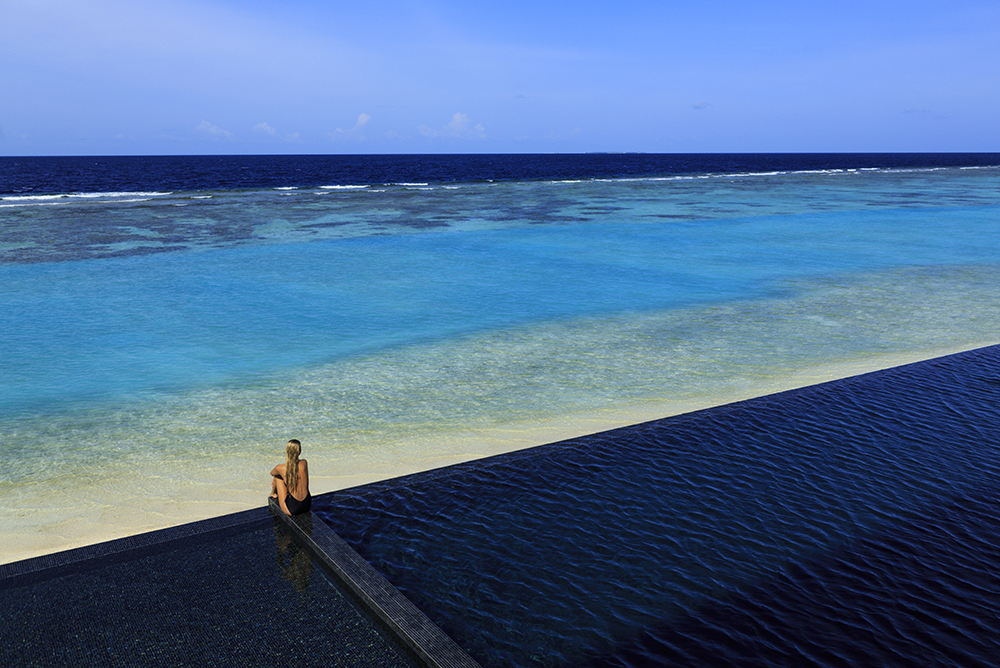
xmin=314 ymin=346 xmax=1000 ymax=667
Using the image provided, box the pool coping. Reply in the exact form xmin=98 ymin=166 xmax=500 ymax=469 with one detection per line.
xmin=268 ymin=498 xmax=482 ymax=668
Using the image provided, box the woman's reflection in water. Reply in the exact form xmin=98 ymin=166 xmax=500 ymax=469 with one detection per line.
xmin=272 ymin=518 xmax=314 ymax=594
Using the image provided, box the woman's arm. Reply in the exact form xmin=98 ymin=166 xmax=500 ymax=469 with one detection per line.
xmin=270 ymin=463 xmax=286 ymax=478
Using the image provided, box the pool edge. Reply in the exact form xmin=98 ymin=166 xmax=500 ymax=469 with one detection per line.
xmin=268 ymin=499 xmax=482 ymax=668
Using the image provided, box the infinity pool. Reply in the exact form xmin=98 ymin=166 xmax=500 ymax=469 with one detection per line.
xmin=314 ymin=345 xmax=1000 ymax=667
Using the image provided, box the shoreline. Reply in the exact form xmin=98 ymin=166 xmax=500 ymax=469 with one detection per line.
xmin=2 ymin=341 xmax=995 ymax=566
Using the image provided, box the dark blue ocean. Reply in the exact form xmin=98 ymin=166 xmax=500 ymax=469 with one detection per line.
xmin=1 ymin=153 xmax=999 ymax=587
xmin=4 ymin=153 xmax=998 ymax=196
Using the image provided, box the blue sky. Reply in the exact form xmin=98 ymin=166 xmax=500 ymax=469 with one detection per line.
xmin=2 ymin=0 xmax=998 ymax=155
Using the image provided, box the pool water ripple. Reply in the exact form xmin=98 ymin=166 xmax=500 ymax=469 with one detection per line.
xmin=315 ymin=346 xmax=1000 ymax=667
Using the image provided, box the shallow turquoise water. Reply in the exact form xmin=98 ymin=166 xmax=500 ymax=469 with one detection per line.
xmin=4 ymin=172 xmax=1000 ymax=414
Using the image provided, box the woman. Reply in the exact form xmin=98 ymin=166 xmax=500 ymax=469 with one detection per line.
xmin=270 ymin=438 xmax=311 ymax=516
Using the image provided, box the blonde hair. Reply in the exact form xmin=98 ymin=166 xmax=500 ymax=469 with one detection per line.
xmin=285 ymin=439 xmax=301 ymax=494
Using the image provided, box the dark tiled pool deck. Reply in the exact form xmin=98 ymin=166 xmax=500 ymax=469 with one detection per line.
xmin=0 ymin=502 xmax=479 ymax=668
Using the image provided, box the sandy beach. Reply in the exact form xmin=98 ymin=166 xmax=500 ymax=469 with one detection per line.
xmin=3 ymin=341 xmax=992 ymax=566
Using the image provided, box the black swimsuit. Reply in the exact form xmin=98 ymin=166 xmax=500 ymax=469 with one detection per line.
xmin=285 ymin=492 xmax=312 ymax=515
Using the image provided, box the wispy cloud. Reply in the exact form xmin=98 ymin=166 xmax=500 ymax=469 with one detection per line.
xmin=253 ymin=122 xmax=277 ymax=136
xmin=418 ymin=112 xmax=486 ymax=139
xmin=196 ymin=120 xmax=233 ymax=138
xmin=329 ymin=113 xmax=372 ymax=140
